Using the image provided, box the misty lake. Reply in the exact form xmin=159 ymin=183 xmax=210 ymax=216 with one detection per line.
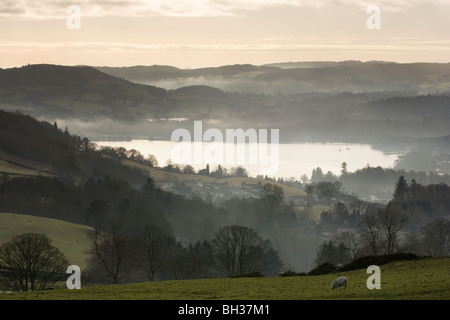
xmin=94 ymin=139 xmax=401 ymax=179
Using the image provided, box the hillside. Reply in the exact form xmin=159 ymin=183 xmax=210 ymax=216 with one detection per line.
xmin=0 ymin=64 xmax=168 ymax=120
xmin=0 ymin=110 xmax=316 ymax=272
xmin=1 ymin=257 xmax=448 ymax=300
xmin=123 ymin=159 xmax=307 ymax=199
xmin=0 ymin=213 xmax=92 ymax=269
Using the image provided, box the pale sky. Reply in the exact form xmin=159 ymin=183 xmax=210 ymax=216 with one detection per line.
xmin=1 ymin=0 xmax=449 ymax=68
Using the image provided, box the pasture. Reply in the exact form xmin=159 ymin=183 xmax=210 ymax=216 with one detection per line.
xmin=1 ymin=256 xmax=449 ymax=300
xmin=0 ymin=213 xmax=92 ymax=269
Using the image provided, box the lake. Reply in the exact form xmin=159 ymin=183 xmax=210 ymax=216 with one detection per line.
xmin=94 ymin=139 xmax=401 ymax=179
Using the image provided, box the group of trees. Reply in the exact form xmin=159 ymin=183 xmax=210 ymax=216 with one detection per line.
xmin=316 ymin=214 xmax=450 ymax=266
xmin=0 ymin=225 xmax=281 ymax=290
xmin=163 ymin=162 xmax=250 ymax=179
xmin=314 ymin=176 xmax=450 ymax=266
xmin=85 ymin=223 xmax=281 ymax=284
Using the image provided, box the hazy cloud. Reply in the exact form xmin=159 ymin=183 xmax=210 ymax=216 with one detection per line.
xmin=1 ymin=0 xmax=449 ymax=19
xmin=2 ymin=38 xmax=449 ymax=53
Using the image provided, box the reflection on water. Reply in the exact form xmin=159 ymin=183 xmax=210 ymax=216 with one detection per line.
xmin=94 ymin=140 xmax=400 ymax=179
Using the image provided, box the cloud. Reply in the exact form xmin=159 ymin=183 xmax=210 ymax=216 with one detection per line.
xmin=1 ymin=0 xmax=449 ymax=19
xmin=2 ymin=38 xmax=449 ymax=53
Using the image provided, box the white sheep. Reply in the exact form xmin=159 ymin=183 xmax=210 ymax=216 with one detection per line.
xmin=330 ymin=276 xmax=347 ymax=290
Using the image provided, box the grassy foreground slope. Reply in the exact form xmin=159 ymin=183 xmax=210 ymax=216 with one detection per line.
xmin=0 ymin=213 xmax=92 ymax=269
xmin=1 ymin=257 xmax=449 ymax=300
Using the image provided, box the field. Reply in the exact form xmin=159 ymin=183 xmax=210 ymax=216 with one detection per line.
xmin=0 ymin=213 xmax=93 ymax=269
xmin=1 ymin=256 xmax=449 ymax=300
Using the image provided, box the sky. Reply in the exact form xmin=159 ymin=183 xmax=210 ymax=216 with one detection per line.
xmin=1 ymin=0 xmax=449 ymax=68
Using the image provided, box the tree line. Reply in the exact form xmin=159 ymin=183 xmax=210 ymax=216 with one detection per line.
xmin=314 ymin=176 xmax=450 ymax=266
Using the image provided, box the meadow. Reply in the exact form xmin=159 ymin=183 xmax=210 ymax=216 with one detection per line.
xmin=1 ymin=256 xmax=449 ymax=300
xmin=0 ymin=213 xmax=92 ymax=269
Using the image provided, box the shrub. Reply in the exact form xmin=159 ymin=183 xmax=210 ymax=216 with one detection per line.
xmin=308 ymin=262 xmax=336 ymax=275
xmin=278 ymin=270 xmax=307 ymax=277
xmin=340 ymin=252 xmax=422 ymax=272
xmin=233 ymin=271 xmax=265 ymax=278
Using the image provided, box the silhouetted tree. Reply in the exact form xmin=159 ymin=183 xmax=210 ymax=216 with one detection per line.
xmin=377 ymin=201 xmax=408 ymax=254
xmin=0 ymin=233 xmax=68 ymax=291
xmin=314 ymin=240 xmax=351 ymax=266
xmin=131 ymin=224 xmax=175 ymax=281
xmin=88 ymin=221 xmax=129 ymax=284
xmin=393 ymin=175 xmax=409 ymax=202
xmin=420 ymin=217 xmax=450 ymax=256
xmin=211 ymin=225 xmax=266 ymax=277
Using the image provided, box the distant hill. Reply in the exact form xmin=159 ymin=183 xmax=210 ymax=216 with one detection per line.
xmin=1 ymin=63 xmax=450 ymax=148
xmin=172 ymin=85 xmax=225 ymax=97
xmin=0 ymin=64 xmax=168 ymax=120
xmin=97 ymin=61 xmax=450 ymax=94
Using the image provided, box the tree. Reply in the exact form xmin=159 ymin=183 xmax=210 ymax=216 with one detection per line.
xmin=88 ymin=221 xmax=129 ymax=284
xmin=393 ymin=175 xmax=409 ymax=202
xmin=333 ymin=230 xmax=362 ymax=260
xmin=314 ymin=240 xmax=351 ymax=266
xmin=85 ymin=200 xmax=110 ymax=232
xmin=131 ymin=224 xmax=175 ymax=281
xmin=316 ymin=181 xmax=337 ymax=205
xmin=0 ymin=233 xmax=68 ymax=291
xmin=341 ymin=162 xmax=348 ymax=175
xmin=147 ymin=154 xmax=159 ymax=167
xmin=182 ymin=165 xmax=196 ymax=175
xmin=377 ymin=201 xmax=408 ymax=254
xmin=260 ymin=183 xmax=284 ymax=207
xmin=300 ymin=174 xmax=309 ymax=185
xmin=311 ymin=167 xmax=324 ymax=182
xmin=80 ymin=137 xmax=93 ymax=152
xmin=360 ymin=207 xmax=381 ymax=255
xmin=211 ymin=225 xmax=268 ymax=277
xmin=230 ymin=166 xmax=248 ymax=178
xmin=420 ymin=217 xmax=450 ymax=256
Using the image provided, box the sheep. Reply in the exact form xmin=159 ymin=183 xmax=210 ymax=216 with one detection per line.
xmin=330 ymin=276 xmax=347 ymax=290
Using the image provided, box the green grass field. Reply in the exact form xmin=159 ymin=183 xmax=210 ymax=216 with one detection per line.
xmin=0 ymin=213 xmax=93 ymax=269
xmin=1 ymin=257 xmax=449 ymax=300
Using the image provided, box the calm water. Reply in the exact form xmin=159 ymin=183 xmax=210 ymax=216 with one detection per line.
xmin=94 ymin=139 xmax=400 ymax=179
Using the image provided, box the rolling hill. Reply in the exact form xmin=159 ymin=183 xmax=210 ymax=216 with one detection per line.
xmin=0 ymin=213 xmax=92 ymax=269
xmin=0 ymin=64 xmax=168 ymax=120
xmin=97 ymin=61 xmax=450 ymax=94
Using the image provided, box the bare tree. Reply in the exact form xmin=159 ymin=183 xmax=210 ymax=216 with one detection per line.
xmin=420 ymin=217 xmax=450 ymax=256
xmin=131 ymin=224 xmax=175 ymax=281
xmin=211 ymin=225 xmax=265 ymax=277
xmin=377 ymin=202 xmax=408 ymax=255
xmin=88 ymin=221 xmax=129 ymax=284
xmin=0 ymin=233 xmax=68 ymax=291
xmin=333 ymin=230 xmax=362 ymax=259
xmin=360 ymin=209 xmax=381 ymax=255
